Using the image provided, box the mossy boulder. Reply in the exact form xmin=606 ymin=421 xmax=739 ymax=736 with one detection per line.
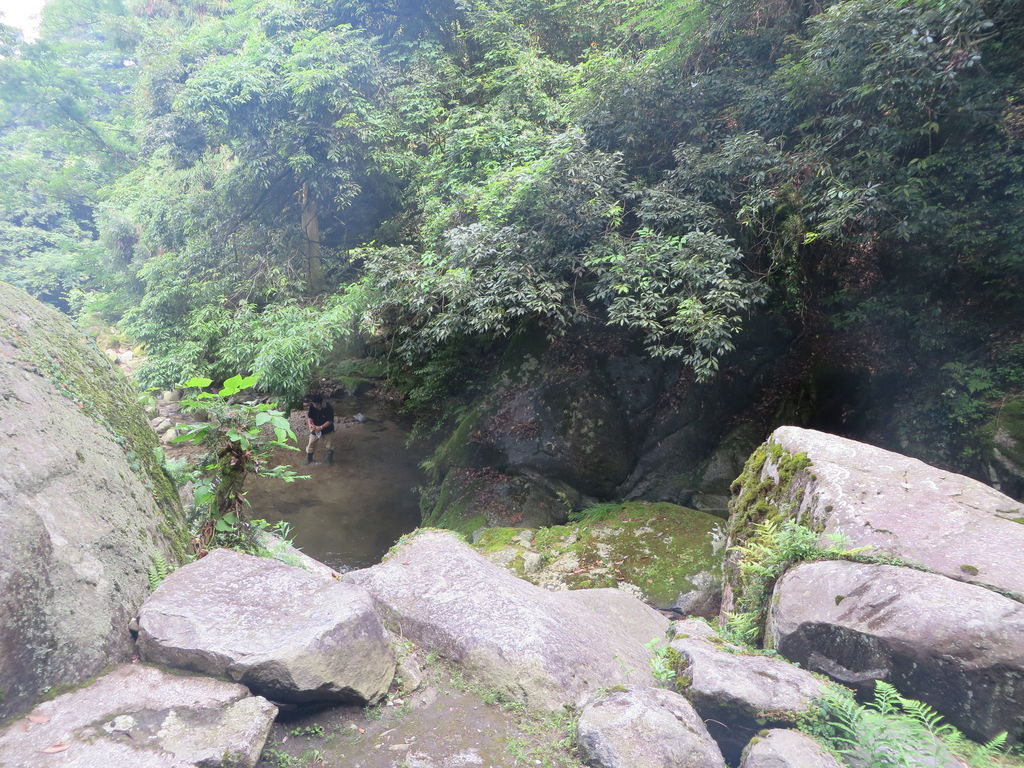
xmin=421 ymin=332 xmax=643 ymax=532
xmin=723 ymin=426 xmax=1024 ymax=618
xmin=473 ymin=502 xmax=725 ymax=613
xmin=423 ymin=323 xmax=786 ymax=533
xmin=667 ymin=619 xmax=827 ymax=762
xmin=327 ymin=357 xmax=385 ymax=398
xmin=0 ymin=282 xmax=188 ymax=719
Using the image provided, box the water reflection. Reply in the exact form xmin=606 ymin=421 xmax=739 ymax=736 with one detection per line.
xmin=246 ymin=396 xmax=425 ymax=571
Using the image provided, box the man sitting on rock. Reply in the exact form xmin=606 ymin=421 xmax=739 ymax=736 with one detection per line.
xmin=306 ymin=393 xmax=335 ymax=465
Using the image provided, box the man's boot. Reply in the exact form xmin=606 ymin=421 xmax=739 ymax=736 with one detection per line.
xmin=327 ymin=450 xmax=334 ymax=465
xmin=306 ymin=452 xmax=313 ymax=465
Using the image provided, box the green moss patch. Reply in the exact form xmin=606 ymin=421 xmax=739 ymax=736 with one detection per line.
xmin=423 ymin=473 xmax=489 ymax=539
xmin=474 ymin=527 xmax=524 ymax=553
xmin=727 ymin=440 xmax=812 ymax=545
xmin=473 ymin=502 xmax=725 ymax=608
xmin=335 ymin=375 xmax=375 ymax=397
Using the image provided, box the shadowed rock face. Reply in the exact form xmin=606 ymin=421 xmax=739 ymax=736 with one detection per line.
xmin=0 ymin=664 xmax=277 ymax=768
xmin=344 ymin=530 xmax=669 ymax=710
xmin=138 ymin=548 xmax=396 ymax=704
xmin=767 ymin=561 xmax=1024 ymax=744
xmin=0 ymin=282 xmax=187 ymax=720
xmin=577 ymin=686 xmax=727 ymax=768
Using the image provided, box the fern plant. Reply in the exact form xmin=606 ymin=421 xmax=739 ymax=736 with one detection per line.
xmin=146 ymin=553 xmax=174 ymax=590
xmin=721 ymin=518 xmax=868 ymax=645
xmin=806 ymin=681 xmax=1012 ymax=768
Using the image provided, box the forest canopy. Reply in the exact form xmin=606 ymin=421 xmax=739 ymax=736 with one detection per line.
xmin=2 ymin=0 xmax=1022 ymax=462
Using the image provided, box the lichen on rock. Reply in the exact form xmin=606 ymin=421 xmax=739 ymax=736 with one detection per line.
xmin=0 ymin=282 xmax=188 ymax=719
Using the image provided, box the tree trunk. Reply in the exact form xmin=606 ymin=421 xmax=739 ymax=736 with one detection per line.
xmin=300 ymin=181 xmax=325 ymax=296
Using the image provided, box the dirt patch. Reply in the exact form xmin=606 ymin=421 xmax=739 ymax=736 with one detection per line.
xmin=256 ymin=651 xmax=583 ymax=768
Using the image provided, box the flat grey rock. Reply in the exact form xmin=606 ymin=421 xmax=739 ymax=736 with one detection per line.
xmin=0 ymin=664 xmax=276 ymax=768
xmin=577 ymin=686 xmax=726 ymax=768
xmin=138 ymin=548 xmax=395 ymax=704
xmin=669 ymin=619 xmax=827 ymax=761
xmin=739 ymin=729 xmax=841 ymax=768
xmin=767 ymin=560 xmax=1024 ymax=743
xmin=344 ymin=530 xmax=669 ymax=710
xmin=757 ymin=427 xmax=1024 ymax=600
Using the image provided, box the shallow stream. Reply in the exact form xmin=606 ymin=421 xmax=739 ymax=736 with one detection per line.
xmin=246 ymin=395 xmax=425 ymax=572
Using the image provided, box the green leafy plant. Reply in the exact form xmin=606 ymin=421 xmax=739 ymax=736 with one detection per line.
xmin=804 ymin=681 xmax=1012 ymax=768
xmin=289 ymin=724 xmax=325 ymax=738
xmin=645 ymin=637 xmax=678 ymax=686
xmin=171 ymin=374 xmax=307 ymax=554
xmin=723 ymin=519 xmax=868 ymax=646
xmin=146 ymin=553 xmax=174 ymax=590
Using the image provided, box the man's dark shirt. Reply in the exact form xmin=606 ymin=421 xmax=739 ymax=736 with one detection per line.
xmin=308 ymin=402 xmax=335 ymax=434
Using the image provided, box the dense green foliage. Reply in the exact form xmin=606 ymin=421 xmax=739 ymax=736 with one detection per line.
xmin=2 ymin=0 xmax=1022 ymax=469
xmin=172 ymin=373 xmax=306 ymax=551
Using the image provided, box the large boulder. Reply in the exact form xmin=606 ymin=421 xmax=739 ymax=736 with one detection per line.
xmin=726 ymin=427 xmax=1024 ymax=604
xmin=669 ymin=619 xmax=827 ymax=761
xmin=0 ymin=282 xmax=187 ymax=719
xmin=577 ymin=687 xmax=727 ymax=768
xmin=343 ymin=530 xmax=670 ymax=710
xmin=739 ymin=729 xmax=842 ymax=768
xmin=766 ymin=560 xmax=1024 ymax=743
xmin=138 ymin=548 xmax=395 ymax=704
xmin=0 ymin=664 xmax=276 ymax=768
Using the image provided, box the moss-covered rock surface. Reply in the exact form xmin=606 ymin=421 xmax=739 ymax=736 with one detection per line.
xmin=0 ymin=282 xmax=188 ymax=720
xmin=473 ymin=501 xmax=725 ymax=611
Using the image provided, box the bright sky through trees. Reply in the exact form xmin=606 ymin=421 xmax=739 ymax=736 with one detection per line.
xmin=0 ymin=0 xmax=45 ymax=41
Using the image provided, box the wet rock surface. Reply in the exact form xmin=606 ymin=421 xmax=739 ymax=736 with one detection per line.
xmin=767 ymin=560 xmax=1024 ymax=743
xmin=138 ymin=548 xmax=396 ymax=704
xmin=669 ymin=619 xmax=827 ymax=762
xmin=0 ymin=664 xmax=276 ymax=768
xmin=0 ymin=282 xmax=186 ymax=720
xmin=738 ymin=729 xmax=842 ymax=768
xmin=344 ymin=530 xmax=669 ymax=710
xmin=576 ymin=686 xmax=727 ymax=768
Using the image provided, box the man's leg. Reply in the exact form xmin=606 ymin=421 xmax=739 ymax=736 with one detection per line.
xmin=306 ymin=432 xmax=318 ymax=463
xmin=325 ymin=431 xmax=335 ymax=465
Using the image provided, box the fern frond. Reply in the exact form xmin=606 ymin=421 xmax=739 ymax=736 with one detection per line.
xmin=146 ymin=553 xmax=174 ymax=590
xmin=873 ymin=680 xmax=903 ymax=715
